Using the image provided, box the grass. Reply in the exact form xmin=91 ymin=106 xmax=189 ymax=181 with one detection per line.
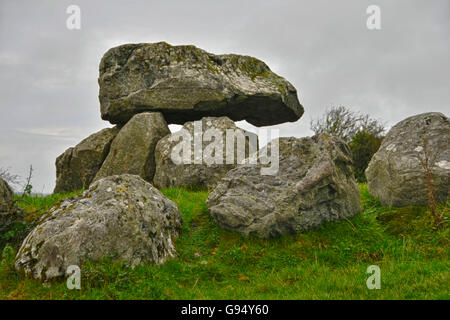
xmin=0 ymin=184 xmax=448 ymax=300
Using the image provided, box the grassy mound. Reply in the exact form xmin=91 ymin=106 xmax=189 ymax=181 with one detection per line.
xmin=0 ymin=185 xmax=448 ymax=299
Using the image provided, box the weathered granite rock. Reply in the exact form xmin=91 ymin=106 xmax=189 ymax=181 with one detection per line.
xmin=206 ymin=136 xmax=361 ymax=239
xmin=0 ymin=178 xmax=14 ymax=213
xmin=15 ymin=174 xmax=182 ymax=280
xmin=93 ymin=112 xmax=170 ymax=183
xmin=366 ymin=112 xmax=449 ymax=207
xmin=98 ymin=42 xmax=304 ymax=127
xmin=154 ymin=116 xmax=258 ymax=190
xmin=54 ymin=127 xmax=119 ymax=193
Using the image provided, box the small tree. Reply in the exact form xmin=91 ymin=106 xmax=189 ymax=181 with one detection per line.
xmin=311 ymin=106 xmax=385 ymax=180
xmin=349 ymin=130 xmax=383 ymax=182
xmin=310 ymin=106 xmax=385 ymax=143
xmin=21 ymin=165 xmax=33 ymax=197
xmin=0 ymin=167 xmax=21 ymax=188
xmin=0 ymin=165 xmax=34 ymax=196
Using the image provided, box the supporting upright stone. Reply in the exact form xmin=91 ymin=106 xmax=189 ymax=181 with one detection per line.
xmin=93 ymin=112 xmax=170 ymax=183
xmin=154 ymin=116 xmax=258 ymax=190
xmin=54 ymin=127 xmax=119 ymax=193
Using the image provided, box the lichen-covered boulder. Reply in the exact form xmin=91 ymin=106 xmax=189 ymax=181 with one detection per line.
xmin=154 ymin=116 xmax=258 ymax=190
xmin=0 ymin=178 xmax=14 ymax=213
xmin=15 ymin=174 xmax=182 ymax=280
xmin=206 ymin=136 xmax=361 ymax=239
xmin=54 ymin=127 xmax=119 ymax=193
xmin=98 ymin=42 xmax=304 ymax=127
xmin=93 ymin=112 xmax=170 ymax=183
xmin=366 ymin=112 xmax=449 ymax=207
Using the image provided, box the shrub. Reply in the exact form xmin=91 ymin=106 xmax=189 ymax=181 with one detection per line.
xmin=310 ymin=106 xmax=385 ymax=143
xmin=349 ymin=130 xmax=383 ymax=182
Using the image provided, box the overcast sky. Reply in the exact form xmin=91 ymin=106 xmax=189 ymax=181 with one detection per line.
xmin=0 ymin=0 xmax=449 ymax=193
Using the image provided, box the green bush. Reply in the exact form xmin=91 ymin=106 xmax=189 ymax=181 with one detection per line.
xmin=349 ymin=130 xmax=383 ymax=182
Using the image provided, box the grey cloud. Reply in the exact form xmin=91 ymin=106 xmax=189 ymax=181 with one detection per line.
xmin=0 ymin=0 xmax=448 ymax=193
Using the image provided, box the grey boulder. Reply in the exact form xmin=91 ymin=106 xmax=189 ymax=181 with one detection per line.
xmin=15 ymin=174 xmax=182 ymax=280
xmin=0 ymin=178 xmax=14 ymax=213
xmin=54 ymin=127 xmax=119 ymax=193
xmin=366 ymin=112 xmax=449 ymax=206
xmin=154 ymin=116 xmax=258 ymax=190
xmin=98 ymin=42 xmax=304 ymax=127
xmin=207 ymin=136 xmax=361 ymax=239
xmin=93 ymin=112 xmax=170 ymax=183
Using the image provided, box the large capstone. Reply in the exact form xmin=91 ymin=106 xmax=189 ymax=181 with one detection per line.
xmin=366 ymin=112 xmax=449 ymax=207
xmin=15 ymin=174 xmax=182 ymax=280
xmin=93 ymin=112 xmax=170 ymax=183
xmin=0 ymin=178 xmax=14 ymax=213
xmin=154 ymin=116 xmax=258 ymax=190
xmin=206 ymin=136 xmax=361 ymax=239
xmin=98 ymin=42 xmax=304 ymax=127
xmin=54 ymin=127 xmax=119 ymax=193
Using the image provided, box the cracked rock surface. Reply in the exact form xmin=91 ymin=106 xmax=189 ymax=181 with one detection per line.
xmin=15 ymin=174 xmax=182 ymax=280
xmin=154 ymin=116 xmax=258 ymax=190
xmin=366 ymin=112 xmax=449 ymax=206
xmin=98 ymin=42 xmax=304 ymax=127
xmin=207 ymin=136 xmax=361 ymax=239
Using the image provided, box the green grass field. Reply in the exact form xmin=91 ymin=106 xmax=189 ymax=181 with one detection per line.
xmin=0 ymin=184 xmax=448 ymax=300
